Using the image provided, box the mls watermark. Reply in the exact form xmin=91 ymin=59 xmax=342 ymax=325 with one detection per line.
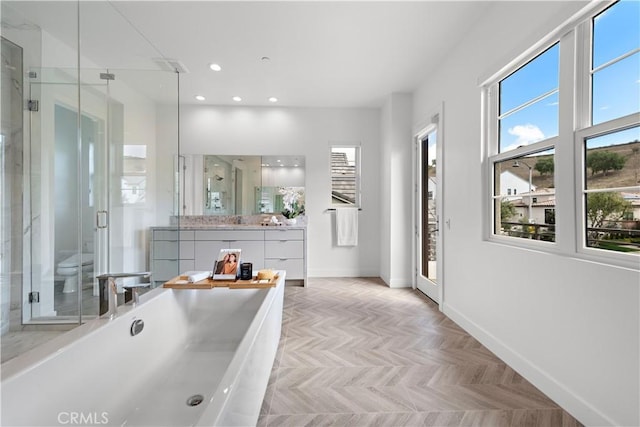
xmin=57 ymin=412 xmax=109 ymax=425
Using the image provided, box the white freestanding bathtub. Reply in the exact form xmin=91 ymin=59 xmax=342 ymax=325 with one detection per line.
xmin=1 ymin=272 xmax=285 ymax=427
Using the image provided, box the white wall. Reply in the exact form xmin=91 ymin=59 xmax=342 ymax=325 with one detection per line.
xmin=412 ymin=1 xmax=638 ymax=426
xmin=160 ymin=105 xmax=381 ymax=277
xmin=380 ymin=93 xmax=413 ymax=287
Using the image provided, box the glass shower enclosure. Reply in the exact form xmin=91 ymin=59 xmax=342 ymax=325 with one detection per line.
xmin=1 ymin=1 xmax=180 ymax=331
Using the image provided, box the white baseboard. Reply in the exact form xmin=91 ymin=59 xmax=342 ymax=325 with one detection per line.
xmin=443 ymin=302 xmax=619 ymax=427
xmin=384 ymin=278 xmax=412 ymax=288
xmin=307 ymin=268 xmax=379 ymax=278
xmin=307 ymin=271 xmax=411 ymax=288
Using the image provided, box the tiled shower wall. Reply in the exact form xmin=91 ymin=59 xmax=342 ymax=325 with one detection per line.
xmin=1 ymin=37 xmax=23 ymax=335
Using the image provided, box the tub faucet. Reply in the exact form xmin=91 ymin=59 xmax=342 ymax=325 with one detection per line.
xmin=124 ymin=283 xmax=151 ymax=306
xmin=98 ymin=272 xmax=151 ymax=319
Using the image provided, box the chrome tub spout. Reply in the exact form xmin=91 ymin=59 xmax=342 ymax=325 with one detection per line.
xmin=98 ymin=272 xmax=151 ymax=318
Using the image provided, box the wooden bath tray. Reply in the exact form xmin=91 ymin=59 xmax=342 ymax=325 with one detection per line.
xmin=163 ymin=275 xmax=278 ymax=289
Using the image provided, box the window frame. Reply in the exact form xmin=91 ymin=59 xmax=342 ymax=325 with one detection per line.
xmin=483 ymin=0 xmax=640 ymax=269
xmin=487 ymin=44 xmax=560 ymax=250
xmin=330 ymin=144 xmax=361 ymax=208
xmin=574 ymin=114 xmax=640 ymax=268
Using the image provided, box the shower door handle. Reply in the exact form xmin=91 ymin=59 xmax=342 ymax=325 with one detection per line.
xmin=97 ymin=210 xmax=109 ymax=229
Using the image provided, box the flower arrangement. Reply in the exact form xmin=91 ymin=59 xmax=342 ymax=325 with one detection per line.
xmin=279 ymin=187 xmax=305 ymax=219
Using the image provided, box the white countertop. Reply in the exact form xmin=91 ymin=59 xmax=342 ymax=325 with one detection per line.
xmin=152 ymin=224 xmax=306 ymax=230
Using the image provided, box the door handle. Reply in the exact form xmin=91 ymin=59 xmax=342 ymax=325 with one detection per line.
xmin=97 ymin=210 xmax=108 ymax=229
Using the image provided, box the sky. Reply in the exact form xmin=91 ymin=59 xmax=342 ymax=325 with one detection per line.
xmin=499 ymin=0 xmax=639 ymax=154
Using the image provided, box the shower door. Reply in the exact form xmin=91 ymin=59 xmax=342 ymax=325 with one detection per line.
xmin=27 ymin=68 xmax=178 ymax=323
xmin=80 ymin=68 xmax=155 ymax=298
xmin=78 ymin=68 xmax=178 ymax=318
xmin=27 ymin=67 xmax=87 ymax=322
xmin=27 ymin=67 xmax=108 ymax=321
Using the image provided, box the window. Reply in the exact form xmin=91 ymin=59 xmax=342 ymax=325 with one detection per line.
xmin=330 ymin=145 xmax=360 ymax=206
xmin=545 ymin=209 xmax=556 ymax=225
xmin=491 ymin=43 xmax=559 ymax=243
xmin=493 ymin=149 xmax=555 ymax=241
xmin=580 ymin=1 xmax=640 ymax=260
xmin=591 ymin=1 xmax=640 ymax=125
xmin=582 ymin=127 xmax=640 ymax=254
xmin=486 ymin=0 xmax=640 ymax=266
xmin=499 ymin=44 xmax=559 ymax=154
xmin=121 ymin=145 xmax=147 ymax=204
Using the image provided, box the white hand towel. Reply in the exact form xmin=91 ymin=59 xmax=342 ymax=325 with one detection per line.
xmin=336 ymin=207 xmax=358 ymax=246
xmin=184 ymin=271 xmax=211 ymax=283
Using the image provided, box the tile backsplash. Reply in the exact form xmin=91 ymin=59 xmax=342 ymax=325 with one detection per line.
xmin=170 ymin=215 xmax=307 ymax=227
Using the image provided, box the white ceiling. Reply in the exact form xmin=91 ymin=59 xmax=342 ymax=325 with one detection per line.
xmin=5 ymin=1 xmax=493 ymax=108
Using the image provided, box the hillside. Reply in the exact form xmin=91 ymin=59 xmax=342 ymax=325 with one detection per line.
xmin=506 ymin=140 xmax=640 ymax=190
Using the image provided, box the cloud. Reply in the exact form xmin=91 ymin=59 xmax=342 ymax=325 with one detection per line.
xmin=507 ymin=124 xmax=545 ymax=147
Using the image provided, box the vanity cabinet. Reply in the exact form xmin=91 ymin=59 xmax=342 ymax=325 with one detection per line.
xmin=264 ymin=229 xmax=305 ymax=280
xmin=193 ymin=230 xmax=265 ymax=271
xmin=150 ymin=227 xmax=307 ymax=286
xmin=151 ymin=230 xmax=195 ymax=284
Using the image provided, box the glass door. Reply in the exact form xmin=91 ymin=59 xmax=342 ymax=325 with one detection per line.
xmin=28 ymin=66 xmax=87 ymax=322
xmin=27 ymin=67 xmax=178 ymax=322
xmin=80 ymin=68 xmax=178 ymax=314
xmin=415 ymin=125 xmax=443 ymax=303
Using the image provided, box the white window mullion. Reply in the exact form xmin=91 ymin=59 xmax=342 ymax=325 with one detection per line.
xmin=555 ymin=28 xmax=577 ymax=255
xmin=575 ymin=20 xmax=592 ymax=131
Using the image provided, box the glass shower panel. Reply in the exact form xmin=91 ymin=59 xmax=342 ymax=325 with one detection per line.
xmin=77 ymin=69 xmax=110 ymax=319
xmin=2 ymin=1 xmax=180 ymax=331
xmin=28 ymin=67 xmax=83 ymax=321
xmin=79 ymin=1 xmax=181 ymax=292
xmin=81 ymin=69 xmax=178 ymax=308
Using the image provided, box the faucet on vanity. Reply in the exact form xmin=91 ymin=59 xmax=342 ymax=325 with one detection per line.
xmin=97 ymin=272 xmax=151 ymax=318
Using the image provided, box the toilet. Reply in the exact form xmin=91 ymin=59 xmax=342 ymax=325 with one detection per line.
xmin=57 ymin=253 xmax=94 ymax=293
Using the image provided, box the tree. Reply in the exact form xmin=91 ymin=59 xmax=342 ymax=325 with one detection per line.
xmin=586 ymin=150 xmax=627 ymax=176
xmin=500 ymin=200 xmax=517 ymax=221
xmin=586 ymin=192 xmax=631 ymax=229
xmin=534 ymin=157 xmax=554 ymax=175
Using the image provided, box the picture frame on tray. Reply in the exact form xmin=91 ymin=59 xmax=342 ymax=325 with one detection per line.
xmin=212 ymin=248 xmax=241 ymax=280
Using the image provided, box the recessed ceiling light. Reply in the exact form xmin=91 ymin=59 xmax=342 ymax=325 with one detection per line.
xmin=232 ymin=96 xmax=242 ymax=102
xmin=195 ymin=95 xmax=205 ymax=101
xmin=294 ymin=164 xmax=299 ymax=167
xmin=268 ymin=97 xmax=278 ymax=103
xmin=276 ymin=159 xmax=281 ymax=162
xmin=209 ymin=63 xmax=221 ymax=71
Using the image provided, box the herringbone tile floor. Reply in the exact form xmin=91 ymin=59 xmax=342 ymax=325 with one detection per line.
xmin=258 ymin=277 xmax=582 ymax=427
